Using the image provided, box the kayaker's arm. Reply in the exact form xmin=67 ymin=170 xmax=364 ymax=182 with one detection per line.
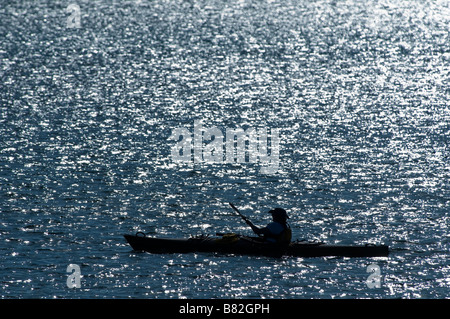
xmin=242 ymin=218 xmax=263 ymax=235
xmin=229 ymin=203 xmax=267 ymax=237
xmin=241 ymin=216 xmax=271 ymax=237
xmin=249 ymin=224 xmax=271 ymax=237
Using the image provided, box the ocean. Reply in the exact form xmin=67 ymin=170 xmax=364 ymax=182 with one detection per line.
xmin=0 ymin=0 xmax=449 ymax=299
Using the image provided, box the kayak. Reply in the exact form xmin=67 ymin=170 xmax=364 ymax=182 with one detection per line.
xmin=124 ymin=233 xmax=389 ymax=258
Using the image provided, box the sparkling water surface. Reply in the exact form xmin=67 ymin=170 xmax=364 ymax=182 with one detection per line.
xmin=1 ymin=0 xmax=449 ymax=298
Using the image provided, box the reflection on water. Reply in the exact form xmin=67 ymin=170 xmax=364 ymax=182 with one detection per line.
xmin=0 ymin=0 xmax=449 ymax=298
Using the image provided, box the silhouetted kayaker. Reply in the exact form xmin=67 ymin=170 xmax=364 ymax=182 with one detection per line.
xmin=249 ymin=208 xmax=292 ymax=244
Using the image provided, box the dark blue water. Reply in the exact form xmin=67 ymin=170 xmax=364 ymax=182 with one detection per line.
xmin=1 ymin=0 xmax=449 ymax=299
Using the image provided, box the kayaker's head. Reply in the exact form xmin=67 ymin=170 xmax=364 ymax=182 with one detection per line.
xmin=269 ymin=208 xmax=289 ymax=223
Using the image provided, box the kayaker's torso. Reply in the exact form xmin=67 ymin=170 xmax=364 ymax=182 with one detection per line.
xmin=264 ymin=221 xmax=292 ymax=244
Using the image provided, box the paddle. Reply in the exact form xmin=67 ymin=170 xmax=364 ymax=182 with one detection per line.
xmin=229 ymin=203 xmax=263 ymax=237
